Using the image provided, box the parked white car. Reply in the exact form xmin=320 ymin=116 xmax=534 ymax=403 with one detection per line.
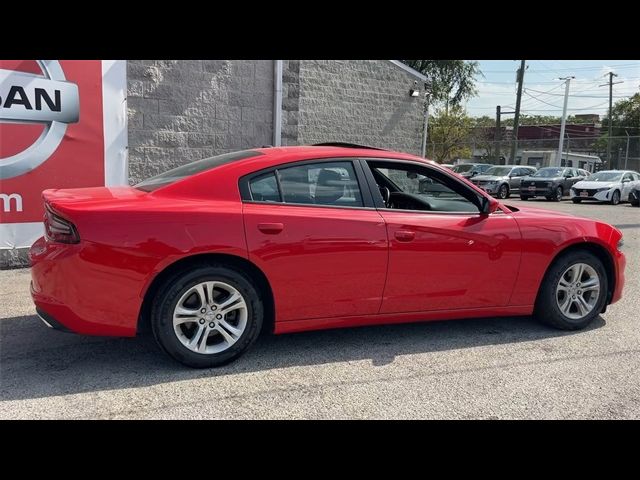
xmin=570 ymin=170 xmax=640 ymax=205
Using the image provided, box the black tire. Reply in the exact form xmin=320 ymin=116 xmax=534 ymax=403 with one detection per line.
xmin=572 ymin=198 xmax=582 ymax=204
xmin=520 ymin=195 xmax=529 ymax=201
xmin=610 ymin=190 xmax=620 ymax=205
xmin=498 ymin=184 xmax=509 ymax=199
xmin=534 ymin=250 xmax=608 ymax=330
xmin=631 ymin=194 xmax=640 ymax=207
xmin=151 ymin=264 xmax=264 ymax=368
xmin=551 ymin=186 xmax=563 ymax=202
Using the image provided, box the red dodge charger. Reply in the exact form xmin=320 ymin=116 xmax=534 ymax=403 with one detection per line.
xmin=29 ymin=144 xmax=626 ymax=367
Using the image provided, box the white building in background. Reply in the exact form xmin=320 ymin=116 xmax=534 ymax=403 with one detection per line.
xmin=518 ymin=150 xmax=603 ymax=172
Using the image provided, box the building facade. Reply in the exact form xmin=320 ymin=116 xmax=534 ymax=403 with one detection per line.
xmin=126 ymin=60 xmax=425 ymax=185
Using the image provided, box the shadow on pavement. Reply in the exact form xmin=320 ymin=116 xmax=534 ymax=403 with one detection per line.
xmin=0 ymin=312 xmax=605 ymax=402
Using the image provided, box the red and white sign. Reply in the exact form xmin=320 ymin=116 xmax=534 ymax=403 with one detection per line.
xmin=0 ymin=60 xmax=127 ymax=249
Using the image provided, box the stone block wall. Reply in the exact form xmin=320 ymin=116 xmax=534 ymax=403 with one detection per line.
xmin=126 ymin=60 xmax=274 ymax=184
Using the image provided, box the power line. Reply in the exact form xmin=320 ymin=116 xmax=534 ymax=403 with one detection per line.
xmin=525 ymin=87 xmax=631 ymax=98
xmin=479 ymin=63 xmax=639 ymax=73
xmin=523 ymin=90 xmax=564 ymax=108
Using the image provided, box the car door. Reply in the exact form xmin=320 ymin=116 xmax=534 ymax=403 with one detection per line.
xmin=363 ymin=159 xmax=522 ymax=313
xmin=241 ymin=159 xmax=388 ymax=322
xmin=563 ymin=168 xmax=577 ymax=191
xmin=621 ymin=172 xmax=637 ymax=200
xmin=509 ymin=168 xmax=526 ymax=192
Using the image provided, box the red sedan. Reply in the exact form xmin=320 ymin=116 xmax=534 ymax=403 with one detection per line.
xmin=29 ymin=145 xmax=626 ymax=368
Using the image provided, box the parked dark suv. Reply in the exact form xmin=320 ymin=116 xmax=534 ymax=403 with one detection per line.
xmin=519 ymin=167 xmax=589 ymax=202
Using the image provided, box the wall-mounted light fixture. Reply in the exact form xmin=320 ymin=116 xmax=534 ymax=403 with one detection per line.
xmin=409 ymin=80 xmax=420 ymax=97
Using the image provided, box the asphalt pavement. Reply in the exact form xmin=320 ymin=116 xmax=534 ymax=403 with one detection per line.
xmin=1 ymin=198 xmax=638 ymax=419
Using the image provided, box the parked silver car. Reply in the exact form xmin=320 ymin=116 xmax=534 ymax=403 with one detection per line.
xmin=470 ymin=165 xmax=538 ymax=199
xmin=451 ymin=163 xmax=493 ymax=179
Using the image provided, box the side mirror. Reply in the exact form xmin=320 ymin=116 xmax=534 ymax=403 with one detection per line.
xmin=481 ymin=196 xmax=499 ymax=215
xmin=622 ymin=178 xmax=630 ymax=183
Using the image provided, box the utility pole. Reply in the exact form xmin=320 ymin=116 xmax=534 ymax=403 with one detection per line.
xmin=495 ymin=105 xmax=501 ymax=162
xmin=510 ymin=60 xmax=526 ymax=164
xmin=421 ymin=93 xmax=430 ymax=158
xmin=600 ymin=72 xmax=623 ymax=168
xmin=556 ymin=76 xmax=574 ymax=167
xmin=624 ymin=130 xmax=630 ymax=170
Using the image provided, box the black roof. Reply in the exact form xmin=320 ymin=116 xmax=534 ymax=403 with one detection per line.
xmin=312 ymin=142 xmax=387 ymax=151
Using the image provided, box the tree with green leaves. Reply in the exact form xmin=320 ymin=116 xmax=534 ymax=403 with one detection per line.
xmin=402 ymin=60 xmax=481 ymax=111
xmin=429 ymin=106 xmax=473 ymax=162
xmin=602 ymin=92 xmax=640 ymax=136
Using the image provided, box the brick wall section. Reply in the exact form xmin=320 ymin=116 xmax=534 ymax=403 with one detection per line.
xmin=296 ymin=60 xmax=424 ymax=155
xmin=127 ymin=60 xmax=274 ymax=184
xmin=281 ymin=60 xmax=301 ymax=146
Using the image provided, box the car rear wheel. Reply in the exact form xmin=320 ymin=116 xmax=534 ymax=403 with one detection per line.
xmin=497 ymin=184 xmax=509 ymax=199
xmin=610 ymin=190 xmax=620 ymax=205
xmin=151 ymin=265 xmax=263 ymax=368
xmin=519 ymin=195 xmax=529 ymax=201
xmin=534 ymin=251 xmax=607 ymax=330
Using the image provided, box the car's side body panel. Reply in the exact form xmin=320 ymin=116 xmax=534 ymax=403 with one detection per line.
xmin=243 ymin=202 xmax=388 ymax=321
xmin=31 ymin=190 xmax=248 ymax=336
xmin=377 ymin=210 xmax=522 ymax=312
xmin=508 ymin=207 xmax=625 ymax=306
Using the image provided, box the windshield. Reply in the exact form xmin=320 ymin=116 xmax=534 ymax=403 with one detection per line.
xmin=135 ymin=150 xmax=264 ymax=191
xmin=533 ymin=168 xmax=565 ymax=178
xmin=484 ymin=167 xmax=512 ymax=176
xmin=588 ymin=171 xmax=623 ymax=182
xmin=452 ymin=164 xmax=474 ymax=173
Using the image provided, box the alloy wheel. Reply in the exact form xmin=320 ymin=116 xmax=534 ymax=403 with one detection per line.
xmin=172 ymin=281 xmax=248 ymax=354
xmin=555 ymin=263 xmax=601 ymax=320
xmin=611 ymin=190 xmax=620 ymax=205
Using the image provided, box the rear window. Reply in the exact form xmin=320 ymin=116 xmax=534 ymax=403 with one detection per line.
xmin=135 ymin=150 xmax=264 ymax=191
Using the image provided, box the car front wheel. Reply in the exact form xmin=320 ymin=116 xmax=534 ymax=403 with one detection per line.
xmin=550 ymin=186 xmax=563 ymax=202
xmin=151 ymin=265 xmax=264 ymax=368
xmin=534 ymin=251 xmax=607 ymax=330
xmin=497 ymin=184 xmax=509 ymax=199
xmin=610 ymin=190 xmax=621 ymax=205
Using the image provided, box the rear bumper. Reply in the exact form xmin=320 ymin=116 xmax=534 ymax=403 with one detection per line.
xmin=35 ymin=304 xmax=72 ymax=333
xmin=29 ymin=236 xmax=139 ymax=337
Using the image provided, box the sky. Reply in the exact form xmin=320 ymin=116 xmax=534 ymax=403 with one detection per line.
xmin=463 ymin=60 xmax=640 ymax=120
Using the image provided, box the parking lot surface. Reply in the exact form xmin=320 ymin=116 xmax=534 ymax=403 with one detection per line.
xmin=1 ymin=199 xmax=638 ymax=419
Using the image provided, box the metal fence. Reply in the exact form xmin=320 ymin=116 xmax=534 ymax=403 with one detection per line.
xmin=427 ymin=135 xmax=640 ymax=172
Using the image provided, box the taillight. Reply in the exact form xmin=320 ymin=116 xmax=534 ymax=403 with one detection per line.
xmin=44 ymin=204 xmax=80 ymax=244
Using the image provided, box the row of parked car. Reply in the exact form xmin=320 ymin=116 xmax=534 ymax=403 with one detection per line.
xmin=445 ymin=163 xmax=640 ymax=206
